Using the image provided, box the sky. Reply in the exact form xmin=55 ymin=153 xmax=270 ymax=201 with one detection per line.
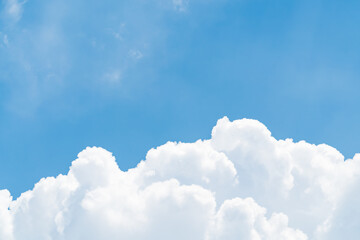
xmin=1 ymin=0 xmax=360 ymax=199
xmin=1 ymin=0 xmax=360 ymax=239
xmin=1 ymin=0 xmax=360 ymax=205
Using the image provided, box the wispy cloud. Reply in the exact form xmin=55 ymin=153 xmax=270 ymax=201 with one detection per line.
xmin=2 ymin=0 xmax=27 ymax=23
xmin=172 ymin=0 xmax=189 ymax=12
xmin=0 ymin=32 xmax=9 ymax=46
xmin=3 ymin=34 xmax=8 ymax=45
xmin=0 ymin=0 xmax=176 ymax=114
xmin=128 ymin=49 xmax=143 ymax=60
xmin=103 ymin=70 xmax=122 ymax=83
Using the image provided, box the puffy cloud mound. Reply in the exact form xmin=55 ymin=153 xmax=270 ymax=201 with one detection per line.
xmin=1 ymin=117 xmax=360 ymax=239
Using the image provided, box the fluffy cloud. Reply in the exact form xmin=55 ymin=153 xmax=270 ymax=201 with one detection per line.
xmin=1 ymin=117 xmax=360 ymax=239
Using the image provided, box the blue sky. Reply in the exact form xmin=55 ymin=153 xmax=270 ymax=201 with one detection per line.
xmin=1 ymin=0 xmax=360 ymax=197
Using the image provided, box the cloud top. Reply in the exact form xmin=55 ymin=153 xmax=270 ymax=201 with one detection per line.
xmin=1 ymin=117 xmax=360 ymax=239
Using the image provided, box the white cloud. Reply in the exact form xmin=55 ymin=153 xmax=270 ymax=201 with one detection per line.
xmin=3 ymin=34 xmax=9 ymax=45
xmin=0 ymin=32 xmax=9 ymax=46
xmin=2 ymin=0 xmax=26 ymax=23
xmin=172 ymin=0 xmax=189 ymax=12
xmin=129 ymin=49 xmax=143 ymax=60
xmin=103 ymin=70 xmax=122 ymax=83
xmin=1 ymin=117 xmax=360 ymax=239
xmin=207 ymin=198 xmax=307 ymax=240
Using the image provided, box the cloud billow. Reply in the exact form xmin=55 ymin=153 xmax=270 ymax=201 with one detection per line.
xmin=1 ymin=117 xmax=359 ymax=239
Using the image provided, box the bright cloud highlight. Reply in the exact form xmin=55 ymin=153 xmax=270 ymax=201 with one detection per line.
xmin=1 ymin=117 xmax=359 ymax=239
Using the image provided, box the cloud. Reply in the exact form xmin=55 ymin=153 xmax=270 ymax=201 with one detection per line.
xmin=0 ymin=32 xmax=9 ymax=47
xmin=103 ymin=70 xmax=122 ymax=83
xmin=3 ymin=35 xmax=8 ymax=45
xmin=1 ymin=117 xmax=360 ymax=239
xmin=1 ymin=0 xmax=171 ymax=114
xmin=2 ymin=0 xmax=26 ymax=23
xmin=172 ymin=0 xmax=189 ymax=12
xmin=129 ymin=49 xmax=143 ymax=60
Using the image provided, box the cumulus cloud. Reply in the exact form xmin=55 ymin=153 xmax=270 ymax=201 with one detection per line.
xmin=1 ymin=117 xmax=360 ymax=239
